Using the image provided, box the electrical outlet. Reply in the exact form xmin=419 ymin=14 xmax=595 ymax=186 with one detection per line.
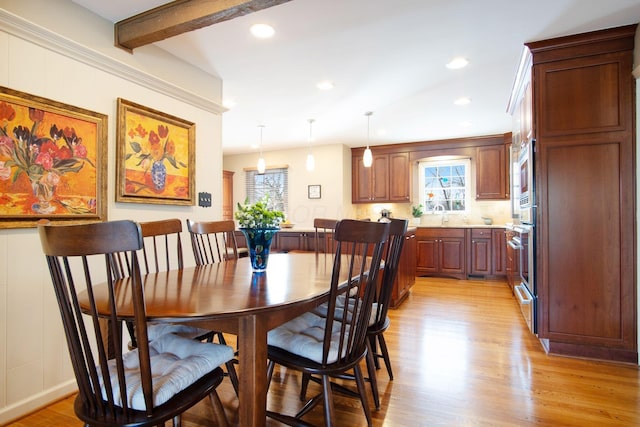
xmin=198 ymin=192 xmax=211 ymax=207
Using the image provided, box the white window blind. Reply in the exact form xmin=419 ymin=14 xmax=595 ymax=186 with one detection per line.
xmin=245 ymin=167 xmax=288 ymax=213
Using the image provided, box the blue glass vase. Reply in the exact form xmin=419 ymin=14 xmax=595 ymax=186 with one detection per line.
xmin=240 ymin=228 xmax=278 ymax=272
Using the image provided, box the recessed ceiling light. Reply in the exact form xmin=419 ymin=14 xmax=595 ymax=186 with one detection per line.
xmin=446 ymin=57 xmax=469 ymax=69
xmin=454 ymin=97 xmax=472 ymax=105
xmin=250 ymin=23 xmax=275 ymax=38
xmin=316 ymin=81 xmax=335 ymax=90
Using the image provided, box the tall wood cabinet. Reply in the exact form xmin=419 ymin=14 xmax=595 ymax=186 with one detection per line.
xmin=517 ymin=25 xmax=637 ymax=363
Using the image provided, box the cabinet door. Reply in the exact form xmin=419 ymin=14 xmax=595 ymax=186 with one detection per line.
xmin=389 ymin=152 xmax=410 ymax=202
xmin=370 ymin=154 xmax=389 ymax=201
xmin=352 ymin=155 xmax=373 ymax=203
xmin=469 ymin=237 xmax=491 ymax=276
xmin=277 ymin=232 xmax=307 ymax=252
xmin=476 ymin=145 xmax=508 ymax=200
xmin=492 ymin=228 xmax=507 ymax=276
xmin=439 ymin=237 xmax=465 ymax=275
xmin=416 ymin=238 xmax=438 ymax=274
xmin=391 ymin=232 xmax=416 ymax=308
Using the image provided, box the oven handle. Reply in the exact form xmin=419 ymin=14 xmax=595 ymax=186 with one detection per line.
xmin=508 ymin=240 xmax=521 ymax=250
xmin=514 ymin=284 xmax=532 ymax=305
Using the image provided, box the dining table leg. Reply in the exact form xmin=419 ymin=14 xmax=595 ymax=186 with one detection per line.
xmin=238 ymin=314 xmax=268 ymax=427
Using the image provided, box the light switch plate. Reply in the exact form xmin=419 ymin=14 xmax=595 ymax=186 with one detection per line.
xmin=198 ymin=192 xmax=211 ymax=207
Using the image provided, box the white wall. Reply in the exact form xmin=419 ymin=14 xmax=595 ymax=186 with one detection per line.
xmin=224 ymin=144 xmax=355 ymax=228
xmin=0 ymin=1 xmax=225 ymax=422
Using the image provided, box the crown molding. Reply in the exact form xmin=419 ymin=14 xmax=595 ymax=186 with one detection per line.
xmin=0 ymin=9 xmax=226 ymax=115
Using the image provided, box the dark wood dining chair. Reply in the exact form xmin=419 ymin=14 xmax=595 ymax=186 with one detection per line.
xmin=314 ymin=218 xmax=339 ymax=254
xmin=305 ymin=218 xmax=408 ymax=409
xmin=38 ymin=220 xmax=233 ymax=427
xmin=186 ymin=219 xmax=242 ymax=264
xmin=185 ymin=218 xmax=241 ymax=393
xmin=266 ymin=219 xmax=390 ymax=426
xmin=125 ymin=219 xmax=214 ymax=348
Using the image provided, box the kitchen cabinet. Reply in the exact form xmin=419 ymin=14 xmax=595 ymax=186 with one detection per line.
xmin=388 ymin=152 xmax=411 ymax=202
xmin=467 ymin=228 xmax=507 ymax=278
xmin=416 ymin=228 xmax=465 ymax=279
xmin=222 ymin=170 xmax=234 ymax=220
xmin=504 ymin=228 xmax=519 ymax=293
xmin=235 ymin=230 xmax=311 ymax=253
xmin=512 ymin=25 xmax=637 ymax=363
xmin=492 ymin=228 xmax=507 ymax=276
xmin=352 ymin=153 xmax=388 ymax=203
xmin=351 ymin=151 xmax=410 ymax=203
xmin=476 ymin=145 xmax=509 ymax=200
xmin=276 ymin=231 xmax=311 ymax=252
xmin=468 ymin=228 xmax=492 ymax=276
xmin=390 ymin=228 xmax=416 ymax=308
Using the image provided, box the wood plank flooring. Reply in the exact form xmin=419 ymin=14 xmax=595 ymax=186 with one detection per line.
xmin=7 ymin=277 xmax=640 ymax=426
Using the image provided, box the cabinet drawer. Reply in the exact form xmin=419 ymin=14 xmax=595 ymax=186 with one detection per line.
xmin=471 ymin=229 xmax=492 ymax=238
xmin=416 ymin=228 xmax=465 ymax=239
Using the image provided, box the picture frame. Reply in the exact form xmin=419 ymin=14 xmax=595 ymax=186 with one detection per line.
xmin=116 ymin=98 xmax=195 ymax=205
xmin=308 ymin=184 xmax=321 ymax=199
xmin=0 ymin=86 xmax=108 ymax=229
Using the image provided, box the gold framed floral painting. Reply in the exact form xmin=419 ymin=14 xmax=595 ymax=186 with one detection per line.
xmin=116 ymin=98 xmax=195 ymax=205
xmin=0 ymin=86 xmax=107 ymax=229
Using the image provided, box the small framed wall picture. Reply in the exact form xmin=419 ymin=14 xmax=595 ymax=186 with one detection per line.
xmin=308 ymin=184 xmax=321 ymax=199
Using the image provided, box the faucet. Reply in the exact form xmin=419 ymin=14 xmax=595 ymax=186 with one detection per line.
xmin=432 ymin=203 xmax=449 ymax=225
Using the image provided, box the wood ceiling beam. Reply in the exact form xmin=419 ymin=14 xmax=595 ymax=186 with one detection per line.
xmin=115 ymin=0 xmax=293 ymax=52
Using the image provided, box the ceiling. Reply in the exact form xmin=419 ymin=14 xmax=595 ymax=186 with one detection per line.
xmin=71 ymin=0 xmax=640 ymax=155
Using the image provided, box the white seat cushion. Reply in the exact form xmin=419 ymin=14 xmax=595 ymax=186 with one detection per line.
xmin=313 ymin=297 xmax=380 ymax=326
xmin=147 ymin=323 xmax=213 ymax=341
xmin=267 ymin=311 xmax=350 ymax=364
xmin=102 ymin=332 xmax=234 ymax=410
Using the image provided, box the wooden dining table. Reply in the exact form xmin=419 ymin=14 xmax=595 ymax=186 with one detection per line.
xmin=80 ymin=251 xmax=348 ymax=427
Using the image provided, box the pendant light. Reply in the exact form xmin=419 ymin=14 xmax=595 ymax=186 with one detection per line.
xmin=257 ymin=125 xmax=266 ymax=174
xmin=306 ymin=118 xmax=315 ymax=171
xmin=363 ymin=111 xmax=373 ymax=168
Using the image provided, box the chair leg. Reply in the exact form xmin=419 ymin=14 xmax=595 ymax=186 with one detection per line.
xmin=267 ymin=360 xmax=275 ymax=388
xmin=353 ymin=364 xmax=373 ymax=426
xmin=368 ymin=334 xmax=380 ymax=370
xmin=225 ymin=360 xmax=240 ymax=396
xmin=321 ymin=375 xmax=336 ymax=427
xmin=300 ymin=373 xmax=311 ymax=401
xmin=377 ymin=333 xmax=394 ymax=380
xmin=209 ymin=390 xmax=230 ymax=427
xmin=365 ymin=342 xmax=380 ymax=409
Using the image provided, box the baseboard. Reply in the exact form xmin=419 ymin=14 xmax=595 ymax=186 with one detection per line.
xmin=0 ymin=380 xmax=77 ymax=425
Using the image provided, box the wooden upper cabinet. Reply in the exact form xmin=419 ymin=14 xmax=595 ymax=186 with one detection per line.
xmin=352 ymin=154 xmax=386 ymax=202
xmin=476 ymin=145 xmax=508 ymax=200
xmin=352 ymin=151 xmax=409 ymax=203
xmin=389 ymin=152 xmax=411 ymax=202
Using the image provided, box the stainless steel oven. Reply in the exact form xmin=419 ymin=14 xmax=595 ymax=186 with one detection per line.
xmin=518 ymin=139 xmax=535 ymax=224
xmin=511 ymin=224 xmax=536 ymax=334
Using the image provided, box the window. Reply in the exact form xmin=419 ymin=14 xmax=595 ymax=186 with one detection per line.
xmin=418 ymin=158 xmax=470 ymax=213
xmin=245 ymin=167 xmax=288 ymax=213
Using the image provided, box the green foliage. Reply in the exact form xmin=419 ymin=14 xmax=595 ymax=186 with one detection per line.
xmin=235 ymin=195 xmax=285 ymax=229
xmin=412 ymin=204 xmax=424 ymax=217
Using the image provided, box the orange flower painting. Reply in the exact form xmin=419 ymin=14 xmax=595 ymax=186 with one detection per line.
xmin=116 ymin=98 xmax=195 ymax=205
xmin=0 ymin=87 xmax=107 ymax=228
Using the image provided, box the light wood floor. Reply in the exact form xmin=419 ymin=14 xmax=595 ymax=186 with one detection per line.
xmin=7 ymin=277 xmax=640 ymax=426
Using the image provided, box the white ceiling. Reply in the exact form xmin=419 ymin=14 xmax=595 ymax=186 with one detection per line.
xmin=71 ymin=0 xmax=640 ymax=155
